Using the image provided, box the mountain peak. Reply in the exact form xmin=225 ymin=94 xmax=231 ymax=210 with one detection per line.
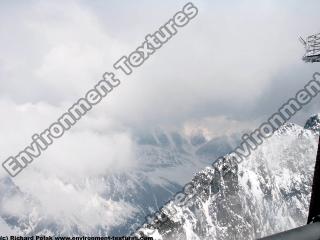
xmin=304 ymin=114 xmax=320 ymax=134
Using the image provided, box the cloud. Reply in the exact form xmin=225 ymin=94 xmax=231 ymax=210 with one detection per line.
xmin=0 ymin=174 xmax=137 ymax=233
xmin=0 ymin=100 xmax=138 ymax=234
xmin=0 ymin=0 xmax=319 ymax=127
xmin=0 ymin=217 xmax=16 ymax=235
xmin=0 ymin=0 xmax=319 ymax=234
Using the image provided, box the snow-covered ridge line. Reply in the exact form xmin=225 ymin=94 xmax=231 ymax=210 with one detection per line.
xmin=137 ymin=115 xmax=319 ymax=240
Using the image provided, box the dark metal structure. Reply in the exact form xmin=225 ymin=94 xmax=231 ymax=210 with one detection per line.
xmin=308 ymin=135 xmax=320 ymax=224
xmin=260 ymin=222 xmax=320 ymax=240
xmin=301 ymin=33 xmax=320 ymax=62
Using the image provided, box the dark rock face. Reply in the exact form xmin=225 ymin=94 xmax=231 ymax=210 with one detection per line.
xmin=305 ymin=114 xmax=320 ymax=134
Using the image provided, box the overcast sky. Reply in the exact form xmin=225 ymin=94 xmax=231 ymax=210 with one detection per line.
xmin=0 ymin=0 xmax=319 ymax=233
xmin=0 ymin=0 xmax=319 ymax=129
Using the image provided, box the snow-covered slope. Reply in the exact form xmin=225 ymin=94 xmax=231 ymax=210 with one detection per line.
xmin=137 ymin=115 xmax=320 ymax=240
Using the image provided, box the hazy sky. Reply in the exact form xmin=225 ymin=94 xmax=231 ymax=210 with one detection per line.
xmin=0 ymin=0 xmax=319 ymax=233
xmin=0 ymin=1 xmax=319 ymax=128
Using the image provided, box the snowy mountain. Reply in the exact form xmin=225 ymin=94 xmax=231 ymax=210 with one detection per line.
xmin=136 ymin=115 xmax=320 ymax=240
xmin=0 ymin=115 xmax=319 ymax=237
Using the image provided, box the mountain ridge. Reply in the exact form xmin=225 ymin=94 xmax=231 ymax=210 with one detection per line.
xmin=136 ymin=114 xmax=320 ymax=240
